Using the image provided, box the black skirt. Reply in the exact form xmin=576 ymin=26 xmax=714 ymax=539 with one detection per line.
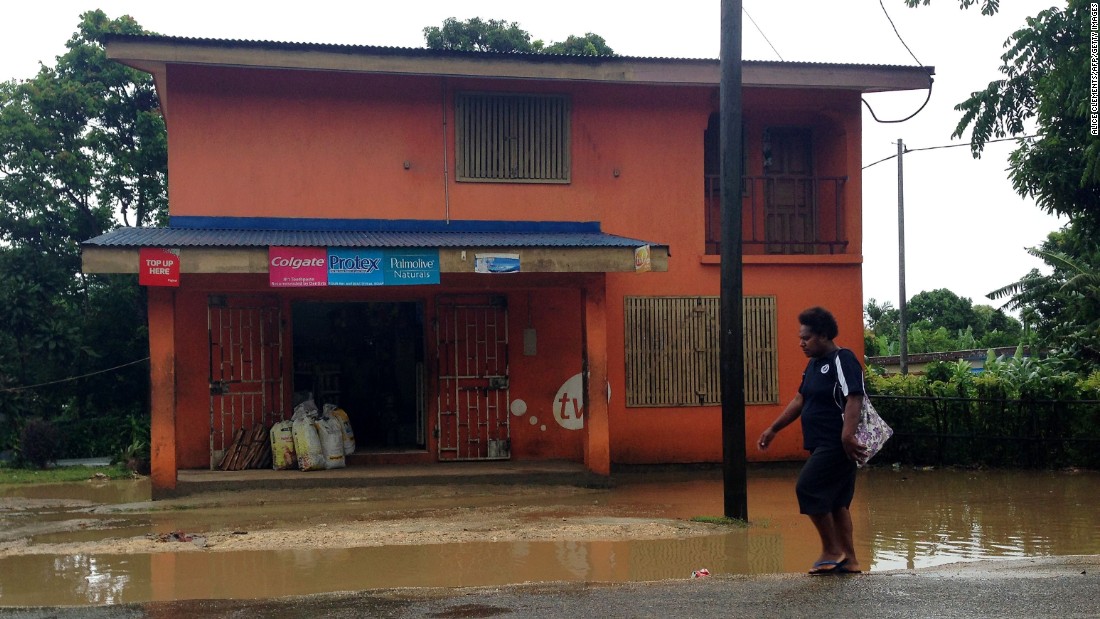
xmin=795 ymin=443 xmax=857 ymax=515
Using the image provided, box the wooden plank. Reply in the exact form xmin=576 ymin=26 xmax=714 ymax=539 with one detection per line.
xmin=218 ymin=428 xmax=246 ymax=471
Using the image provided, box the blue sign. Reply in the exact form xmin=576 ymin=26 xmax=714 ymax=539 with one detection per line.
xmin=326 ymin=248 xmax=439 ymax=286
xmin=382 ymin=249 xmax=440 ymax=285
xmin=327 ymin=248 xmax=384 ymax=286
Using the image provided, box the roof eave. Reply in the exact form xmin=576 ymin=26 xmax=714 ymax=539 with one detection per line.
xmin=106 ymin=36 xmax=934 ymax=93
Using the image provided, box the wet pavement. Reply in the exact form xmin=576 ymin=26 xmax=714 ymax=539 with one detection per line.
xmin=1 ymin=465 xmax=1098 ymax=612
xmin=1 ymin=555 xmax=1097 ymax=618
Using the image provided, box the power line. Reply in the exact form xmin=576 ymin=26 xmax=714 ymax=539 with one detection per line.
xmin=0 ymin=357 xmax=150 ymax=393
xmin=862 ymin=135 xmax=1039 ymax=170
xmin=862 ymin=0 xmax=933 ymax=124
xmin=743 ymin=6 xmax=783 ymax=61
xmin=879 ymin=0 xmax=923 ymax=66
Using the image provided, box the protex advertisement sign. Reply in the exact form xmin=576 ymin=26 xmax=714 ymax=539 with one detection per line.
xmin=328 ymin=248 xmax=384 ymax=286
xmin=270 ymin=247 xmax=440 ymax=287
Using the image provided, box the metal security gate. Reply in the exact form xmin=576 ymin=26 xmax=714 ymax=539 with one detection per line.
xmin=436 ymin=295 xmax=510 ymax=460
xmin=208 ymin=295 xmax=284 ymax=468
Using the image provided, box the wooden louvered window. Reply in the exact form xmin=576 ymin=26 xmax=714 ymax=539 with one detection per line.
xmin=624 ymin=296 xmax=779 ymax=407
xmin=454 ymin=92 xmax=571 ymax=183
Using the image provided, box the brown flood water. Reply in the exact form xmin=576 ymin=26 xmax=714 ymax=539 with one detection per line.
xmin=1 ymin=467 xmax=1098 ymax=606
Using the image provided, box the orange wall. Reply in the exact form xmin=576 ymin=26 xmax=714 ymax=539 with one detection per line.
xmin=604 ymin=262 xmax=865 ymax=464
xmin=161 ymin=66 xmax=867 ymax=468
xmin=166 ymin=67 xmax=859 ymax=242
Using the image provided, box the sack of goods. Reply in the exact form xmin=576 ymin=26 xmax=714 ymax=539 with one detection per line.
xmin=269 ymin=420 xmax=297 ymax=470
xmin=291 ymin=399 xmax=326 ymax=472
xmin=324 ymin=404 xmax=356 ymax=455
xmin=317 ymin=410 xmax=346 ymax=469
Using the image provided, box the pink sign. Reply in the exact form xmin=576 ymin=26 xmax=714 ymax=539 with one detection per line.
xmin=268 ymin=247 xmax=328 ymax=287
xmin=138 ymin=248 xmax=180 ymax=287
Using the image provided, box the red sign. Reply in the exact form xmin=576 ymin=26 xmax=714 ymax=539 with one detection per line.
xmin=139 ymin=248 xmax=180 ymax=287
xmin=269 ymin=247 xmax=328 ymax=287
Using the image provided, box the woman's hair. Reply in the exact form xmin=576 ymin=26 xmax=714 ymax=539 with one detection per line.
xmin=799 ymin=306 xmax=838 ymax=340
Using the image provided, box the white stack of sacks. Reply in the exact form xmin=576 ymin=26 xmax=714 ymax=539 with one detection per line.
xmin=276 ymin=398 xmax=356 ymax=471
xmin=324 ymin=403 xmax=356 ymax=456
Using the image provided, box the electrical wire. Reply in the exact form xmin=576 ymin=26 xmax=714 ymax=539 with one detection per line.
xmin=862 ymin=134 xmax=1040 ymax=169
xmin=743 ymin=6 xmax=783 ymax=61
xmin=879 ymin=0 xmax=923 ymax=66
xmin=862 ymin=0 xmax=934 ymax=124
xmin=0 ymin=357 xmax=150 ymax=393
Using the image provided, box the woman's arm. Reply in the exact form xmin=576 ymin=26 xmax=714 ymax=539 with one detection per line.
xmin=758 ymin=393 xmax=803 ymax=451
xmin=841 ymin=395 xmax=868 ymax=463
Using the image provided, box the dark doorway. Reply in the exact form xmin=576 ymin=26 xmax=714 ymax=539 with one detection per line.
xmin=292 ymin=301 xmax=425 ymax=451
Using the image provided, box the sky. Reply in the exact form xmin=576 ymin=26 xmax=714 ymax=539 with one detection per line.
xmin=0 ymin=0 xmax=1066 ymax=313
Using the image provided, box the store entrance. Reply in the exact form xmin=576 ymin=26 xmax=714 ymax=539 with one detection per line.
xmin=292 ymin=301 xmax=425 ymax=451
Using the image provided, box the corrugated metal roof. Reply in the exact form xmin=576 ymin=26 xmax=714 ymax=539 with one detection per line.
xmin=83 ymin=227 xmax=663 ymax=249
xmin=105 ymin=33 xmax=933 ymax=71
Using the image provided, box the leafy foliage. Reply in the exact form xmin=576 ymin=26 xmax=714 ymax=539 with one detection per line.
xmin=0 ymin=11 xmax=164 ymax=457
xmin=424 ymin=17 xmax=615 ymax=55
xmin=904 ymin=0 xmax=1000 ymax=16
xmin=544 ymin=34 xmax=615 ymax=56
xmin=907 ymin=1 xmax=1098 ymax=228
xmin=18 ymin=418 xmax=61 ymax=468
xmin=867 ymin=354 xmax=1100 ymax=468
xmin=864 ymin=291 xmax=1022 ymax=356
xmin=987 ymin=226 xmax=1100 ymax=367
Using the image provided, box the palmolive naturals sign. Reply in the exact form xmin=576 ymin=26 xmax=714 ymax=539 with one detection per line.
xmin=268 ymin=246 xmax=441 ymax=287
xmin=269 ymin=247 xmax=328 ymax=287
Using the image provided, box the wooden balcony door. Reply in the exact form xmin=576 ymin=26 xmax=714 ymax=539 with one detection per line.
xmin=764 ymin=128 xmax=815 ymax=254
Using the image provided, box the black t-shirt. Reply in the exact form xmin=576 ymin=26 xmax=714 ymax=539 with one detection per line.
xmin=798 ymin=347 xmax=865 ymax=451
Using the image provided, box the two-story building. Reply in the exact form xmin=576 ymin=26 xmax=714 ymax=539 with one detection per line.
xmin=81 ymin=35 xmax=933 ymax=496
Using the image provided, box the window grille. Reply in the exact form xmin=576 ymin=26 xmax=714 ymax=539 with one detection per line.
xmin=624 ymin=296 xmax=779 ymax=407
xmin=455 ymin=92 xmax=570 ymax=183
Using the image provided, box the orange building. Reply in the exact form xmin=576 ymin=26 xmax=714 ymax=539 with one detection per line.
xmin=81 ymin=35 xmax=932 ymax=497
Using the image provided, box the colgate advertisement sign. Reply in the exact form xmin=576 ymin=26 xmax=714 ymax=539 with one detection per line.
xmin=269 ymin=247 xmax=327 ymax=287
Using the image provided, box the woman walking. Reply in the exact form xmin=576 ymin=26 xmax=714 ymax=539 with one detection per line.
xmin=757 ymin=306 xmax=866 ymax=575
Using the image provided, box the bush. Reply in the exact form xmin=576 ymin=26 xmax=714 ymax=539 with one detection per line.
xmin=19 ymin=418 xmax=62 ymax=468
xmin=866 ymin=353 xmax=1100 ymax=468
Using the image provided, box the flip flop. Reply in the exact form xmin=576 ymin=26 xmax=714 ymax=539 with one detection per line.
xmin=836 ymin=563 xmax=863 ymax=575
xmin=808 ymin=558 xmax=846 ymax=575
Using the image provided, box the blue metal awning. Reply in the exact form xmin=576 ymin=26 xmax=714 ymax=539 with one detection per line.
xmin=83 ymin=218 xmax=665 ymax=250
xmin=81 ymin=218 xmax=669 ymax=274
xmin=83 ymin=227 xmax=660 ymax=249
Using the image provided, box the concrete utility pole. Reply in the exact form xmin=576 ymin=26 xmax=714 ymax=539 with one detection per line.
xmin=720 ymin=0 xmax=747 ymax=520
xmin=897 ymin=139 xmax=909 ymax=375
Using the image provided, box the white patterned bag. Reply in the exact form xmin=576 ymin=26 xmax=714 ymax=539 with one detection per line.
xmin=835 ymin=350 xmax=893 ymax=467
xmin=854 ymin=395 xmax=893 ymax=467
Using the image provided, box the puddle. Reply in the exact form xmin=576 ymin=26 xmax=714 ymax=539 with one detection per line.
xmin=1 ymin=467 xmax=1098 ymax=606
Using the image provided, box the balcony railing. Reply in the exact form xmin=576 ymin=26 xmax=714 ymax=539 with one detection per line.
xmin=704 ymin=175 xmax=848 ymax=256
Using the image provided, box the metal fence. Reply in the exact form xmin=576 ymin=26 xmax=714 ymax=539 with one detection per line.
xmin=871 ymin=395 xmax=1100 ymax=469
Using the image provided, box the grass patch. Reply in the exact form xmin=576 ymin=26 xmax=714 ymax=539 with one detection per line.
xmin=691 ymin=515 xmax=750 ymax=527
xmin=0 ymin=464 xmax=133 ymax=485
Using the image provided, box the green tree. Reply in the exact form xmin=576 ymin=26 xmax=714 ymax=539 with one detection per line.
xmin=0 ymin=10 xmax=165 ymax=456
xmin=906 ymin=0 xmax=1098 ymax=229
xmin=864 ymin=299 xmax=900 ymax=356
xmin=905 ymin=0 xmax=1099 ymax=374
xmin=988 ymin=226 xmax=1100 ymax=365
xmin=424 ymin=17 xmax=615 ymax=55
xmin=544 ymin=33 xmax=615 ymax=56
xmin=908 ymin=289 xmax=978 ymax=334
xmin=864 ymin=291 xmax=1022 ymax=356
xmin=424 ymin=17 xmax=541 ymax=53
